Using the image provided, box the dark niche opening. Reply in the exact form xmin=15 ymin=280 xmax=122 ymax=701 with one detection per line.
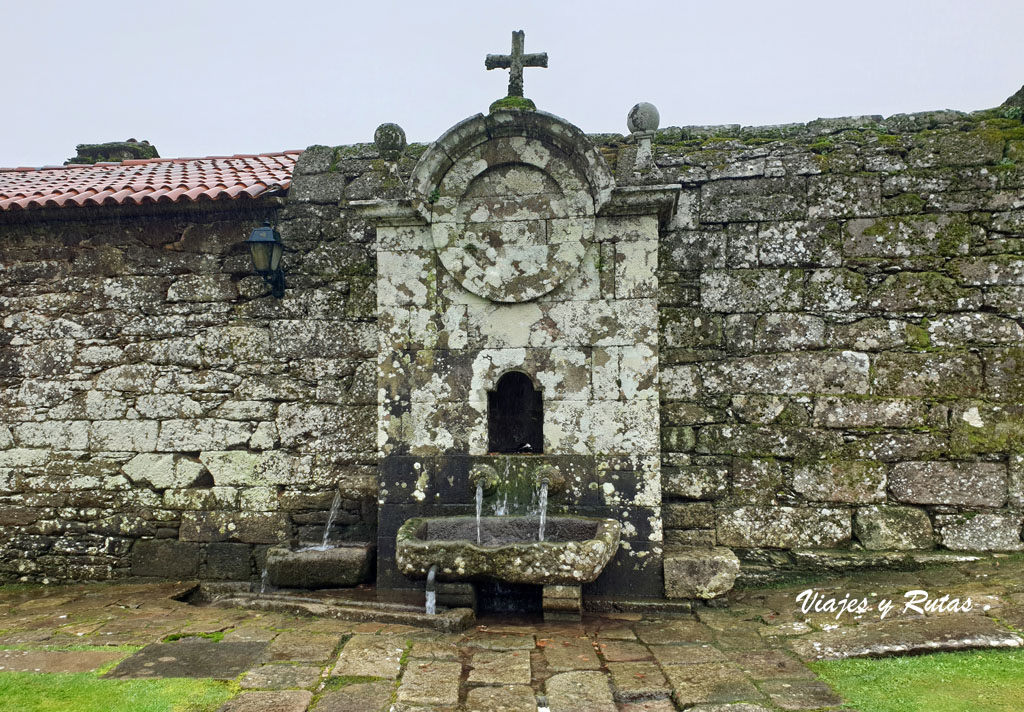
xmin=487 ymin=371 xmax=543 ymax=454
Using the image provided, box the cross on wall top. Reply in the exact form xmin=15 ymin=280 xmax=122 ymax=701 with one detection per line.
xmin=485 ymin=30 xmax=547 ymax=98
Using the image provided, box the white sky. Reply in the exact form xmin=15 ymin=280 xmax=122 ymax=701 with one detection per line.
xmin=2 ymin=0 xmax=1022 ymax=166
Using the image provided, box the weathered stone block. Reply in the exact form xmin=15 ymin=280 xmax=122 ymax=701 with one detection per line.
xmin=166 ymin=274 xmax=237 ymax=302
xmin=13 ymin=421 xmax=88 ymax=450
xmin=700 ymin=269 xmax=803 ymax=312
xmin=793 ymin=461 xmax=886 ymax=504
xmin=121 ymin=453 xmax=207 ymax=489
xmin=664 ymin=502 xmax=715 ymax=529
xmin=157 ymin=419 xmax=253 ymax=452
xmin=854 ymin=505 xmax=933 ymax=550
xmin=131 ymin=539 xmax=200 ymax=578
xmin=660 ymin=365 xmax=700 ymax=400
xmin=90 ymin=420 xmax=159 ymax=452
xmin=808 ymin=174 xmax=880 ymax=219
xmin=204 ymin=542 xmax=253 ymax=580
xmin=754 ymin=313 xmax=824 ymax=350
xmin=872 ymin=352 xmax=983 ymax=397
xmin=664 ymin=546 xmax=740 ymax=599
xmin=803 ymin=268 xmax=868 ymax=311
xmin=702 ymin=351 xmax=869 ymax=395
xmin=983 ymin=347 xmax=1024 ymax=401
xmin=928 ymin=314 xmax=1023 ymax=346
xmin=844 ymin=214 xmax=975 ymax=258
xmin=662 ymin=465 xmax=728 ymax=500
xmin=889 ymin=461 xmax=1007 ymax=507
xmin=758 ymin=220 xmax=841 ymax=267
xmin=699 ymin=425 xmax=844 ymax=459
xmin=701 ymin=177 xmax=807 ymax=222
xmin=162 ymin=487 xmax=238 ymax=510
xmin=179 ymin=511 xmax=289 ymax=544
xmin=716 ymin=506 xmax=851 ymax=548
xmin=811 ymin=396 xmax=929 ymax=429
xmin=730 ymin=458 xmax=785 ymax=505
xmin=936 ymin=513 xmax=1023 ymax=551
xmin=266 ymin=542 xmax=373 ymax=588
xmin=868 ymin=272 xmax=982 ymax=312
xmin=909 ymin=130 xmax=1004 ymax=168
xmin=953 ymin=255 xmax=1024 ymax=287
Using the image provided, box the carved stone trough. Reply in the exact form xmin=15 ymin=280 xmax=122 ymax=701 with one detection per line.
xmin=395 ymin=515 xmax=620 ymax=586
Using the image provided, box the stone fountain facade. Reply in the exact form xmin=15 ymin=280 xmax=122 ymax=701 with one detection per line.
xmin=361 ymin=110 xmax=676 ymax=598
xmin=2 ymin=37 xmax=1024 ymax=600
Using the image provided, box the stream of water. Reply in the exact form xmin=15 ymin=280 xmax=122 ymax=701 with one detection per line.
xmin=538 ymin=480 xmax=548 ymax=542
xmin=475 ymin=481 xmax=483 ymax=544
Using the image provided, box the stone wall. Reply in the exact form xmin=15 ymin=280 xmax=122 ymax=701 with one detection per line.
xmin=654 ymin=108 xmax=1024 ymax=565
xmin=3 ymin=103 xmax=1024 ymax=587
xmin=0 ymin=200 xmax=378 ymax=583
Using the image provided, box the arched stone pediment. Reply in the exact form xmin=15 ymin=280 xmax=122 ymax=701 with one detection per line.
xmin=410 ymin=110 xmax=614 ymax=302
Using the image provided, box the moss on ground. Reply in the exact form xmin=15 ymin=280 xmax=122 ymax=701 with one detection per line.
xmin=0 ymin=671 xmax=235 ymax=712
xmin=811 ymin=648 xmax=1024 ymax=712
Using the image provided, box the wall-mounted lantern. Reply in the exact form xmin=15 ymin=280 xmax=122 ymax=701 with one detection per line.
xmin=246 ymin=220 xmax=285 ymax=298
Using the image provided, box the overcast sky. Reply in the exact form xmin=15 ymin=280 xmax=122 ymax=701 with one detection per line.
xmin=3 ymin=0 xmax=1023 ymax=166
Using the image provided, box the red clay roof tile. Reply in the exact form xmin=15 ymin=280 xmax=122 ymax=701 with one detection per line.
xmin=0 ymin=151 xmax=300 ymax=211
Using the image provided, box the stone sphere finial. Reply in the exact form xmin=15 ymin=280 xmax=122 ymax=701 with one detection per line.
xmin=627 ymin=102 xmax=660 ymax=134
xmin=374 ymin=123 xmax=407 ymax=160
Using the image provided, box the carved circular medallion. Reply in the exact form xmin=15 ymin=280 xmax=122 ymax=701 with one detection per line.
xmin=429 ymin=136 xmax=595 ymax=302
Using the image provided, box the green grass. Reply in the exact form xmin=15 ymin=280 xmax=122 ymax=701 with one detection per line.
xmin=811 ymin=648 xmax=1024 ymax=712
xmin=0 ymin=671 xmax=236 ymax=712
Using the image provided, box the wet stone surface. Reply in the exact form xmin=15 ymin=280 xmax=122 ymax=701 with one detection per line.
xmin=108 ymin=638 xmax=267 ymax=679
xmin=2 ymin=557 xmax=1024 ymax=711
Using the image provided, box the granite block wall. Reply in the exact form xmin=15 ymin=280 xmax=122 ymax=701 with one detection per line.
xmin=2 ymin=103 xmax=1024 ymax=586
xmin=0 ymin=200 xmax=378 ymax=583
xmin=654 ymin=108 xmax=1024 ymax=563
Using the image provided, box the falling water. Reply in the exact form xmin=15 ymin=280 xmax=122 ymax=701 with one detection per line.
xmin=320 ymin=490 xmax=342 ymax=549
xmin=259 ymin=565 xmax=268 ymax=595
xmin=475 ymin=481 xmax=484 ymax=545
xmin=425 ymin=564 xmax=438 ymax=615
xmin=538 ymin=480 xmax=548 ymax=542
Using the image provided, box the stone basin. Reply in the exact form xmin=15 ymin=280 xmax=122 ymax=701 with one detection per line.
xmin=395 ymin=515 xmax=620 ymax=585
xmin=265 ymin=541 xmax=374 ymax=589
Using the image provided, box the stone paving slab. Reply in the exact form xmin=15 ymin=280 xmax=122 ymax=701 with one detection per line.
xmin=540 ymin=635 xmax=601 ymax=670
xmin=758 ymin=679 xmax=843 ymax=710
xmin=650 ymin=644 xmax=727 ymax=665
xmin=240 ymin=664 xmax=323 ymax=690
xmin=263 ymin=631 xmax=342 ymax=662
xmin=331 ymin=634 xmax=406 ymax=679
xmin=596 ymin=639 xmax=652 ymax=661
xmin=465 ymin=684 xmax=538 ymax=712
xmin=787 ymin=613 xmax=1024 ymax=660
xmin=545 ymin=670 xmax=617 ymax=712
xmin=107 ymin=638 xmax=267 ymax=679
xmin=0 ymin=648 xmax=125 ymax=673
xmin=396 ymin=660 xmax=461 ymax=707
xmin=728 ymin=649 xmax=817 ymax=680
xmin=467 ymin=650 xmax=531 ymax=684
xmin=607 ymin=661 xmax=671 ymax=701
xmin=217 ymin=690 xmax=312 ymax=712
xmin=462 ymin=630 xmax=536 ymax=650
xmin=312 ymin=681 xmax=394 ymax=712
xmin=619 ymin=700 xmax=680 ymax=712
xmin=635 ymin=618 xmax=715 ymax=645
xmin=408 ymin=639 xmax=460 ymax=660
xmin=662 ymin=662 xmax=764 ymax=708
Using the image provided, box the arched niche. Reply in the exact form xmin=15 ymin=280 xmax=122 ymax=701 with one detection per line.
xmin=487 ymin=371 xmax=543 ymax=454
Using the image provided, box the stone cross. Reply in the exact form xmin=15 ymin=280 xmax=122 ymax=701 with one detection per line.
xmin=485 ymin=30 xmax=547 ymax=98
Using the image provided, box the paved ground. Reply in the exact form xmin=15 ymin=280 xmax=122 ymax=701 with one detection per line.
xmin=1 ymin=555 xmax=1023 ymax=711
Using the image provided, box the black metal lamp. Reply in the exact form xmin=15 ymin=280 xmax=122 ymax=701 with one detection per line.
xmin=246 ymin=220 xmax=285 ymax=298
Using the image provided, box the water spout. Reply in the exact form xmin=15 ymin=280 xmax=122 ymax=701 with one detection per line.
xmin=321 ymin=490 xmax=342 ymax=549
xmin=538 ymin=479 xmax=548 ymax=542
xmin=476 ymin=481 xmax=483 ymax=545
xmin=425 ymin=564 xmax=438 ymax=615
xmin=258 ymin=565 xmax=268 ymax=596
